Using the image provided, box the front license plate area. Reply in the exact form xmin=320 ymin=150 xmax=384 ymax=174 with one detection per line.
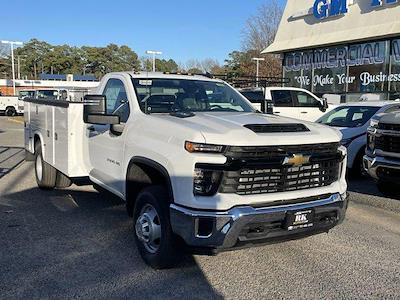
xmin=285 ymin=209 xmax=315 ymax=231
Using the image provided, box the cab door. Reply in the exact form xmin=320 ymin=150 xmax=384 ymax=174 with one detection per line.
xmin=269 ymin=89 xmax=296 ymax=119
xmin=292 ymin=90 xmax=324 ymax=122
xmin=87 ymin=76 xmax=131 ymax=197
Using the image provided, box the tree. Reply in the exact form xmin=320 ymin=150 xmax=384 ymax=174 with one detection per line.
xmin=238 ymin=0 xmax=284 ymax=77
xmin=182 ymin=58 xmax=225 ymax=74
xmin=141 ymin=58 xmax=179 ymax=72
xmin=9 ymin=39 xmax=141 ymax=79
xmin=14 ymin=39 xmax=53 ymax=78
xmin=242 ymin=1 xmax=282 ymax=52
xmin=224 ymin=50 xmax=262 ymax=77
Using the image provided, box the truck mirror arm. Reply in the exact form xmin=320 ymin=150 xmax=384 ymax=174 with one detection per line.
xmin=110 ymin=123 xmax=125 ymax=136
xmin=320 ymin=98 xmax=329 ymax=112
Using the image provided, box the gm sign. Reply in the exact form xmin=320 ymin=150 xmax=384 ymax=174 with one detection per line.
xmin=313 ymin=0 xmax=348 ymax=19
xmin=371 ymin=0 xmax=398 ymax=6
xmin=313 ymin=0 xmax=399 ymax=20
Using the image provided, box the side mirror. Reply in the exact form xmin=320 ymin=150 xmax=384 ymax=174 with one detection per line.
xmin=263 ymin=99 xmax=274 ymax=114
xmin=83 ymin=94 xmax=120 ymax=125
xmin=320 ymin=98 xmax=329 ymax=112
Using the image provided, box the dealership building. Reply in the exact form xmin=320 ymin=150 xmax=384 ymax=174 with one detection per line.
xmin=263 ymin=0 xmax=400 ymax=102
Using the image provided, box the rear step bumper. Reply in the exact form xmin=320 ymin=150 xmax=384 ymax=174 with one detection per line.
xmin=170 ymin=193 xmax=348 ymax=252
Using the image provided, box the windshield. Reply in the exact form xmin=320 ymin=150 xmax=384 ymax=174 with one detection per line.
xmin=240 ymin=90 xmax=265 ymax=102
xmin=37 ymin=90 xmax=59 ymax=99
xmin=317 ymin=106 xmax=380 ymax=128
xmin=131 ymin=78 xmax=255 ymax=113
xmin=18 ymin=90 xmax=35 ymax=100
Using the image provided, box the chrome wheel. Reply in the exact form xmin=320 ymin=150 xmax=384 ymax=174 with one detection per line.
xmin=135 ymin=204 xmax=161 ymax=254
xmin=35 ymin=153 xmax=43 ymax=182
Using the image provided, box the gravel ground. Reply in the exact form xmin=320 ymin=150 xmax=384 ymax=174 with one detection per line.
xmin=0 ymin=116 xmax=399 ymax=299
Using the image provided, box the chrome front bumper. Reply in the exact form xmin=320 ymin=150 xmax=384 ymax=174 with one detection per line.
xmin=363 ymin=155 xmax=400 ymax=181
xmin=170 ymin=193 xmax=348 ymax=252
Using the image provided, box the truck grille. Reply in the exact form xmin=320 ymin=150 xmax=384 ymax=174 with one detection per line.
xmin=378 ymin=123 xmax=400 ymax=131
xmin=220 ymin=143 xmax=341 ymax=195
xmin=224 ymin=143 xmax=339 ymax=160
xmin=375 ymin=135 xmax=400 ymax=153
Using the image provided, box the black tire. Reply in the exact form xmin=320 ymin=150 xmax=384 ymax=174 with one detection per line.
xmin=5 ymin=106 xmax=16 ymax=117
xmin=34 ymin=142 xmax=56 ymax=189
xmin=377 ymin=181 xmax=398 ymax=197
xmin=133 ymin=185 xmax=180 ymax=269
xmin=349 ymin=148 xmax=367 ymax=178
xmin=55 ymin=171 xmax=72 ymax=188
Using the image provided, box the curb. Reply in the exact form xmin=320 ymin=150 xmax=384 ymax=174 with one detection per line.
xmin=349 ymin=192 xmax=400 ymax=214
xmin=7 ymin=117 xmax=24 ymax=124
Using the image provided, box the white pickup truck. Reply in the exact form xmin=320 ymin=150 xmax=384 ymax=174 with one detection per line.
xmin=239 ymin=87 xmax=332 ymax=122
xmin=0 ymin=95 xmax=24 ymax=116
xmin=24 ymin=72 xmax=348 ymax=269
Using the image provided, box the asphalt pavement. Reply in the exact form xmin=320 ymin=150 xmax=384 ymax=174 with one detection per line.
xmin=0 ymin=116 xmax=399 ymax=299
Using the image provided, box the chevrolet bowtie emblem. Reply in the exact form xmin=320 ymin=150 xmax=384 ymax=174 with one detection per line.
xmin=283 ymin=154 xmax=311 ymax=167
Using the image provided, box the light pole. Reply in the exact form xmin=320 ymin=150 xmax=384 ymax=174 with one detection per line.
xmin=17 ymin=55 xmax=27 ymax=79
xmin=146 ymin=50 xmax=162 ymax=72
xmin=1 ymin=40 xmax=23 ymax=95
xmin=252 ymin=57 xmax=265 ymax=87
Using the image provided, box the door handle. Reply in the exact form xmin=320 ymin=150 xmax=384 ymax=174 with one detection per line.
xmin=275 ymin=111 xmax=281 ymax=114
xmin=301 ymin=111 xmax=308 ymax=114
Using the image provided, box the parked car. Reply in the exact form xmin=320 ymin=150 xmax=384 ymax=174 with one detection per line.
xmin=24 ymin=72 xmax=348 ymax=269
xmin=0 ymin=95 xmax=24 ymax=116
xmin=317 ymin=101 xmax=400 ymax=176
xmin=239 ymin=87 xmax=331 ymax=122
xmin=364 ymin=110 xmax=400 ymax=196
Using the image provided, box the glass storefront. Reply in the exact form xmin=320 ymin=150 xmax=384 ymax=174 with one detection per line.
xmin=283 ymin=38 xmax=400 ymax=101
xmin=390 ymin=38 xmax=400 ymax=98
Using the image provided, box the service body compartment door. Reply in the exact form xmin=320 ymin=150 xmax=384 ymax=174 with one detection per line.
xmin=54 ymin=106 xmax=69 ymax=174
xmin=44 ymin=106 xmax=54 ymax=164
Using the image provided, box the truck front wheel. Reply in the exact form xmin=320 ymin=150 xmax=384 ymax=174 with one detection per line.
xmin=133 ymin=186 xmax=180 ymax=269
xmin=34 ymin=143 xmax=56 ymax=189
xmin=5 ymin=106 xmax=16 ymax=116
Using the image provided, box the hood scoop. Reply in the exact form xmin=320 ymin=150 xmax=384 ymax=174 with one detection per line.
xmin=244 ymin=123 xmax=310 ymax=133
xmin=169 ymin=111 xmax=196 ymax=118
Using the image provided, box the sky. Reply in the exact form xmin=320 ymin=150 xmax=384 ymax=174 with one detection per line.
xmin=0 ymin=0 xmax=286 ymax=64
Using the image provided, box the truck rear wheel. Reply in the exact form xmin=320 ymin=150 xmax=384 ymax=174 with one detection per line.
xmin=5 ymin=106 xmax=16 ymax=116
xmin=34 ymin=143 xmax=56 ymax=189
xmin=55 ymin=171 xmax=72 ymax=188
xmin=133 ymin=185 xmax=180 ymax=269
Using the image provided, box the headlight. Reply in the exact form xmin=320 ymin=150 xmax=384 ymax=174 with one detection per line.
xmin=370 ymin=119 xmax=379 ymax=128
xmin=193 ymin=167 xmax=222 ymax=196
xmin=185 ymin=141 xmax=225 ymax=153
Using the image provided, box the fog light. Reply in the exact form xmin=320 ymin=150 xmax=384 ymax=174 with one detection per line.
xmin=193 ymin=168 xmax=222 ymax=196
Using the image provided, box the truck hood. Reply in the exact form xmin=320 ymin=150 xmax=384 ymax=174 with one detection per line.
xmin=158 ymin=112 xmax=342 ymax=146
xmin=378 ymin=112 xmax=400 ymax=124
xmin=334 ymin=126 xmax=366 ymax=140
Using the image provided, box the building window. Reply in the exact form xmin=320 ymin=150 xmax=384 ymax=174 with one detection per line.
xmin=347 ymin=41 xmax=390 ymax=94
xmin=389 ymin=39 xmax=400 ymax=99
